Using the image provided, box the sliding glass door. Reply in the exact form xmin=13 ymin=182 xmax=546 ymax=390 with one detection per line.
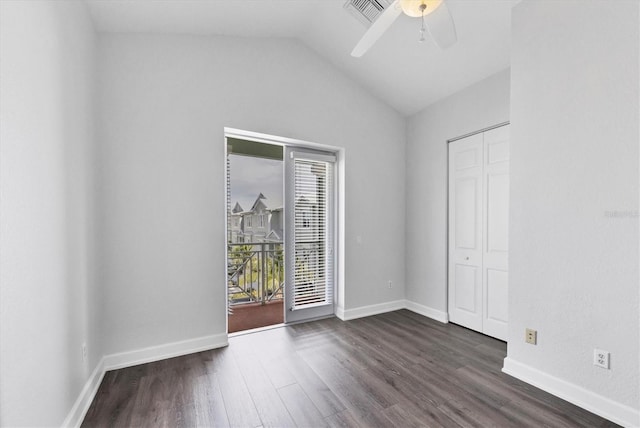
xmin=284 ymin=147 xmax=336 ymax=323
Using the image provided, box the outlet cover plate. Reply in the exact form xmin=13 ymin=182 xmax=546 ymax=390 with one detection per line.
xmin=594 ymin=349 xmax=610 ymax=369
xmin=525 ymin=328 xmax=537 ymax=345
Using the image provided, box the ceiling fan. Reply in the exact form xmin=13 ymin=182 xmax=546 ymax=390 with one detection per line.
xmin=351 ymin=0 xmax=457 ymax=57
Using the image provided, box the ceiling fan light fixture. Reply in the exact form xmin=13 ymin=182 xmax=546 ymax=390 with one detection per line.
xmin=350 ymin=0 xmax=456 ymax=57
xmin=399 ymin=0 xmax=443 ymax=18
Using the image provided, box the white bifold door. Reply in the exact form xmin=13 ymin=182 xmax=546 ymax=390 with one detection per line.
xmin=448 ymin=125 xmax=509 ymax=341
xmin=284 ymin=147 xmax=336 ymax=323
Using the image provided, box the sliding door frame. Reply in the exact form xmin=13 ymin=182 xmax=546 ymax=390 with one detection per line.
xmin=223 ymin=128 xmax=344 ymax=330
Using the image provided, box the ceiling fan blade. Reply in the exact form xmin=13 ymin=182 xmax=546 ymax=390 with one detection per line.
xmin=425 ymin=0 xmax=457 ymax=49
xmin=351 ymin=0 xmax=401 ymax=58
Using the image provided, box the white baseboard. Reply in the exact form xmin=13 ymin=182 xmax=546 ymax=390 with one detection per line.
xmin=404 ymin=300 xmax=449 ymax=323
xmin=61 ymin=357 xmax=105 ymax=428
xmin=503 ymin=357 xmax=640 ymax=428
xmin=335 ymin=300 xmax=449 ymax=324
xmin=337 ymin=300 xmax=406 ymax=321
xmin=61 ymin=333 xmax=229 ymax=427
xmin=104 ymin=333 xmax=228 ymax=371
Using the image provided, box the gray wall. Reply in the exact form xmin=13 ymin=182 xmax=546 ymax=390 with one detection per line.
xmin=0 ymin=1 xmax=99 ymax=425
xmin=507 ymin=0 xmax=639 ymax=412
xmin=97 ymin=34 xmax=406 ymax=355
xmin=405 ymin=69 xmax=511 ymax=314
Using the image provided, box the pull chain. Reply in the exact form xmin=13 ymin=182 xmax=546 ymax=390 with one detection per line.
xmin=419 ymin=3 xmax=427 ymax=42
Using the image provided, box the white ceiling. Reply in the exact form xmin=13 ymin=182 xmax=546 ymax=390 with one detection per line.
xmin=86 ymin=0 xmax=518 ymax=116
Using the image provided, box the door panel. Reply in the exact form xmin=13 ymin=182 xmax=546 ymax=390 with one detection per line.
xmin=448 ymin=133 xmax=483 ymax=332
xmin=284 ymin=147 xmax=336 ymax=323
xmin=487 ymin=139 xmax=509 ymax=164
xmin=455 ymin=177 xmax=479 ymax=249
xmin=455 ymin=148 xmax=479 ymax=170
xmin=486 ymin=172 xmax=509 ymax=253
xmin=486 ymin=269 xmax=508 ymax=322
xmin=454 ymin=264 xmax=479 ymax=313
xmin=482 ymin=125 xmax=509 ymax=341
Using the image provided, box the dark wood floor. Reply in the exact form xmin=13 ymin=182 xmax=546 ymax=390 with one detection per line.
xmin=82 ymin=310 xmax=618 ymax=427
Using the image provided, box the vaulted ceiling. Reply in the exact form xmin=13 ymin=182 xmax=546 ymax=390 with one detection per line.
xmin=86 ymin=0 xmax=518 ymax=116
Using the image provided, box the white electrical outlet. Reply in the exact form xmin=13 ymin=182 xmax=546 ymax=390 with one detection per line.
xmin=82 ymin=343 xmax=88 ymax=361
xmin=388 ymin=280 xmax=392 ymax=289
xmin=525 ymin=328 xmax=537 ymax=345
xmin=593 ymin=349 xmax=610 ymax=369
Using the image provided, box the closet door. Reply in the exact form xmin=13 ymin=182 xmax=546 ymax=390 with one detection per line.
xmin=448 ymin=133 xmax=483 ymax=332
xmin=448 ymin=124 xmax=509 ymax=341
xmin=482 ymin=126 xmax=509 ymax=340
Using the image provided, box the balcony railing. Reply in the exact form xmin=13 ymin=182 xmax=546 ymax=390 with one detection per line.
xmin=228 ymin=242 xmax=284 ymax=306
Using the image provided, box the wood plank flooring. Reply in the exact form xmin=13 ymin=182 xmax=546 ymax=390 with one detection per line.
xmin=82 ymin=310 xmax=619 ymax=427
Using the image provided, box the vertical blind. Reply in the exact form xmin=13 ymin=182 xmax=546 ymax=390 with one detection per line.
xmin=292 ymin=158 xmax=333 ymax=309
xmin=226 ymin=153 xmax=231 ymax=243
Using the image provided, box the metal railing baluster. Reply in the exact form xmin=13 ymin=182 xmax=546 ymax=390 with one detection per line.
xmin=228 ymin=242 xmax=284 ymax=306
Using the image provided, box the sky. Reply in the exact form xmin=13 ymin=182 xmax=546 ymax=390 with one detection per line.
xmin=229 ymin=154 xmax=283 ymax=211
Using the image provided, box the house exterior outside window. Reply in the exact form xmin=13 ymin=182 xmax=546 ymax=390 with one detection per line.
xmin=229 ymin=193 xmax=282 ymax=244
